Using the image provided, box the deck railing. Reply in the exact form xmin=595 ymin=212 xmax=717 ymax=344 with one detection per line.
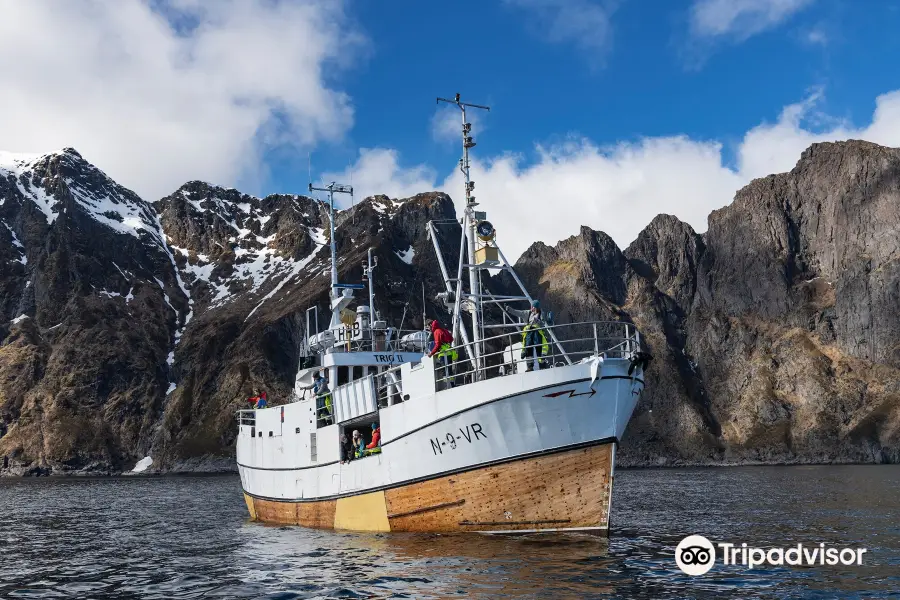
xmin=235 ymin=402 xmax=335 ymax=430
xmin=237 ymin=321 xmax=641 ymax=431
xmin=372 ymin=320 xmax=641 ymax=401
xmin=325 ymin=328 xmax=429 ymax=354
xmin=438 ymin=320 xmax=640 ymax=386
xmin=373 ymin=363 xmax=407 ymax=408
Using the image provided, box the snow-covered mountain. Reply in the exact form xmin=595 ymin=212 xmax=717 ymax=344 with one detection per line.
xmin=0 ymin=148 xmax=160 ymax=238
xmin=0 ymin=148 xmax=456 ymax=474
xmin=2 ymin=142 xmax=899 ymax=475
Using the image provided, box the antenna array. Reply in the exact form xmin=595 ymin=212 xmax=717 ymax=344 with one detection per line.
xmin=309 ymin=180 xmax=354 ymax=300
xmin=436 ymin=93 xmax=491 ymax=370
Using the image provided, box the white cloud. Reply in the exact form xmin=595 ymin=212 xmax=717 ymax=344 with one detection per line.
xmin=320 ymin=148 xmax=437 ymax=204
xmin=335 ymin=89 xmax=900 ymax=262
xmin=737 ymin=89 xmax=900 ymax=180
xmin=690 ymin=0 xmax=816 ymax=40
xmin=503 ymin=0 xmax=616 ymax=62
xmin=0 ymin=0 xmax=363 ymax=201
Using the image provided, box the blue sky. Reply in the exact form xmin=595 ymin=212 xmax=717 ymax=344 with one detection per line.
xmin=3 ymin=0 xmax=900 ymax=258
xmin=268 ymin=0 xmax=900 ymax=194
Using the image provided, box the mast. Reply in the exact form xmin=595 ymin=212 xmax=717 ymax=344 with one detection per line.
xmin=309 ymin=181 xmax=353 ymax=303
xmin=427 ymin=94 xmax=573 ymax=373
xmin=437 ymin=93 xmax=490 ymax=372
xmin=364 ymin=247 xmax=377 ymax=313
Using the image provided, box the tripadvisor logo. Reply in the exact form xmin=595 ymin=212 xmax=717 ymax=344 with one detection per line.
xmin=675 ymin=535 xmax=868 ymax=575
xmin=676 ymin=535 xmax=716 ymax=575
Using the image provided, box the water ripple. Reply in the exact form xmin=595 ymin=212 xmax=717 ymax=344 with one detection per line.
xmin=1 ymin=466 xmax=898 ymax=598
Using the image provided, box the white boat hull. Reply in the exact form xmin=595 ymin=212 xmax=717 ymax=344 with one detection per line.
xmin=237 ymin=359 xmax=644 ymax=534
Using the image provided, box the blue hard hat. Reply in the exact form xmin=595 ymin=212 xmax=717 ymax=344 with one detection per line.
xmin=531 ymin=300 xmax=540 ymax=308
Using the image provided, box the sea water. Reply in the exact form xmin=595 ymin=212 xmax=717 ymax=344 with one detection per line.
xmin=1 ymin=465 xmax=897 ymax=598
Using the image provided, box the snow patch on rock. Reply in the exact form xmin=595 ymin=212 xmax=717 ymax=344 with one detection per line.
xmin=131 ymin=456 xmax=153 ymax=473
xmin=2 ymin=221 xmax=26 ymax=265
xmin=396 ymin=245 xmax=415 ymax=264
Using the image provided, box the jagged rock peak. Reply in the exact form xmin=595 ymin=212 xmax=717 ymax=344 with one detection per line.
xmin=1 ymin=147 xmax=108 ymax=182
xmin=518 ymin=226 xmax=620 ymax=263
xmin=0 ymin=147 xmax=161 ymax=243
xmin=625 ymin=214 xmax=704 ymax=311
xmin=515 ymin=226 xmax=629 ymax=307
xmin=796 ymin=139 xmax=897 ymax=165
xmin=735 ymin=139 xmax=900 ymax=199
xmin=154 ymin=181 xmax=333 ymax=311
xmin=353 ymin=191 xmax=451 ymax=218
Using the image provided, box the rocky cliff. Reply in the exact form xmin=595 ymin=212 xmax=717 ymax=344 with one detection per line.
xmin=0 ymin=149 xmax=188 ymax=474
xmin=512 ymin=140 xmax=900 ymax=466
xmin=0 ymin=140 xmax=898 ymax=475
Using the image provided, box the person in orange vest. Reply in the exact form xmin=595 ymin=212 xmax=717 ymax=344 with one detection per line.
xmin=365 ymin=422 xmax=381 ymax=455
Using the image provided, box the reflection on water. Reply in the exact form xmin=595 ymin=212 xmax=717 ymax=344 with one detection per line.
xmin=1 ymin=466 xmax=898 ymax=598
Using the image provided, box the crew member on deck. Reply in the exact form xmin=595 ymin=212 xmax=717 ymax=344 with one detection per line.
xmin=247 ymin=389 xmax=268 ymax=409
xmin=512 ymin=300 xmax=550 ymax=371
xmin=426 ymin=318 xmax=457 ymax=388
xmin=301 ymin=371 xmax=332 ymax=426
xmin=352 ymin=430 xmax=365 ymax=459
xmin=365 ymin=422 xmax=381 ymax=455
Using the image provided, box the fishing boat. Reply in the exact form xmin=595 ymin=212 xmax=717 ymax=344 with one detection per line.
xmin=236 ymin=95 xmax=650 ymax=535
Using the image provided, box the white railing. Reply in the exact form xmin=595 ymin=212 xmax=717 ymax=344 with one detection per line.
xmin=373 ymin=320 xmax=641 ymax=400
xmin=236 ymin=321 xmax=642 ymax=435
xmin=441 ymin=320 xmax=639 ymax=385
xmin=320 ymin=327 xmax=429 ymax=354
xmin=235 ymin=398 xmax=334 ymax=430
xmin=373 ymin=363 xmax=407 ymax=408
xmin=236 ymin=410 xmax=256 ymax=427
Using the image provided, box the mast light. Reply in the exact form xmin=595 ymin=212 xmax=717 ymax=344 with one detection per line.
xmin=476 ymin=220 xmax=496 ymax=241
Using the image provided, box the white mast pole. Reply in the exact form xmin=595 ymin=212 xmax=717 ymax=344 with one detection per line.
xmin=329 ymin=189 xmax=338 ymax=299
xmin=436 ymin=93 xmax=490 ymax=377
xmin=461 ymin=106 xmax=482 ymax=371
xmin=308 ymin=181 xmax=353 ymax=304
xmin=367 ymin=247 xmax=376 ymax=314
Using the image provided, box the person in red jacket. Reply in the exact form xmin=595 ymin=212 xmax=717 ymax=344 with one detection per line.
xmin=365 ymin=422 xmax=381 ymax=454
xmin=426 ymin=318 xmax=453 ymax=357
xmin=426 ymin=319 xmax=457 ymax=388
xmin=247 ymin=389 xmax=268 ymax=409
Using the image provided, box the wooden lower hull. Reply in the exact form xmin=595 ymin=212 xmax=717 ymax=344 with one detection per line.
xmin=244 ymin=443 xmax=614 ymax=534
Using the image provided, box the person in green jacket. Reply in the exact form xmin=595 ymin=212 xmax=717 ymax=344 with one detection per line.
xmin=513 ymin=301 xmax=550 ymax=371
xmin=352 ymin=429 xmax=365 ymax=458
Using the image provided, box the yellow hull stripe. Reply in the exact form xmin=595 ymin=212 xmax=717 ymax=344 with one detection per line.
xmin=243 ymin=493 xmax=257 ymax=520
xmin=333 ymin=490 xmax=391 ymax=532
